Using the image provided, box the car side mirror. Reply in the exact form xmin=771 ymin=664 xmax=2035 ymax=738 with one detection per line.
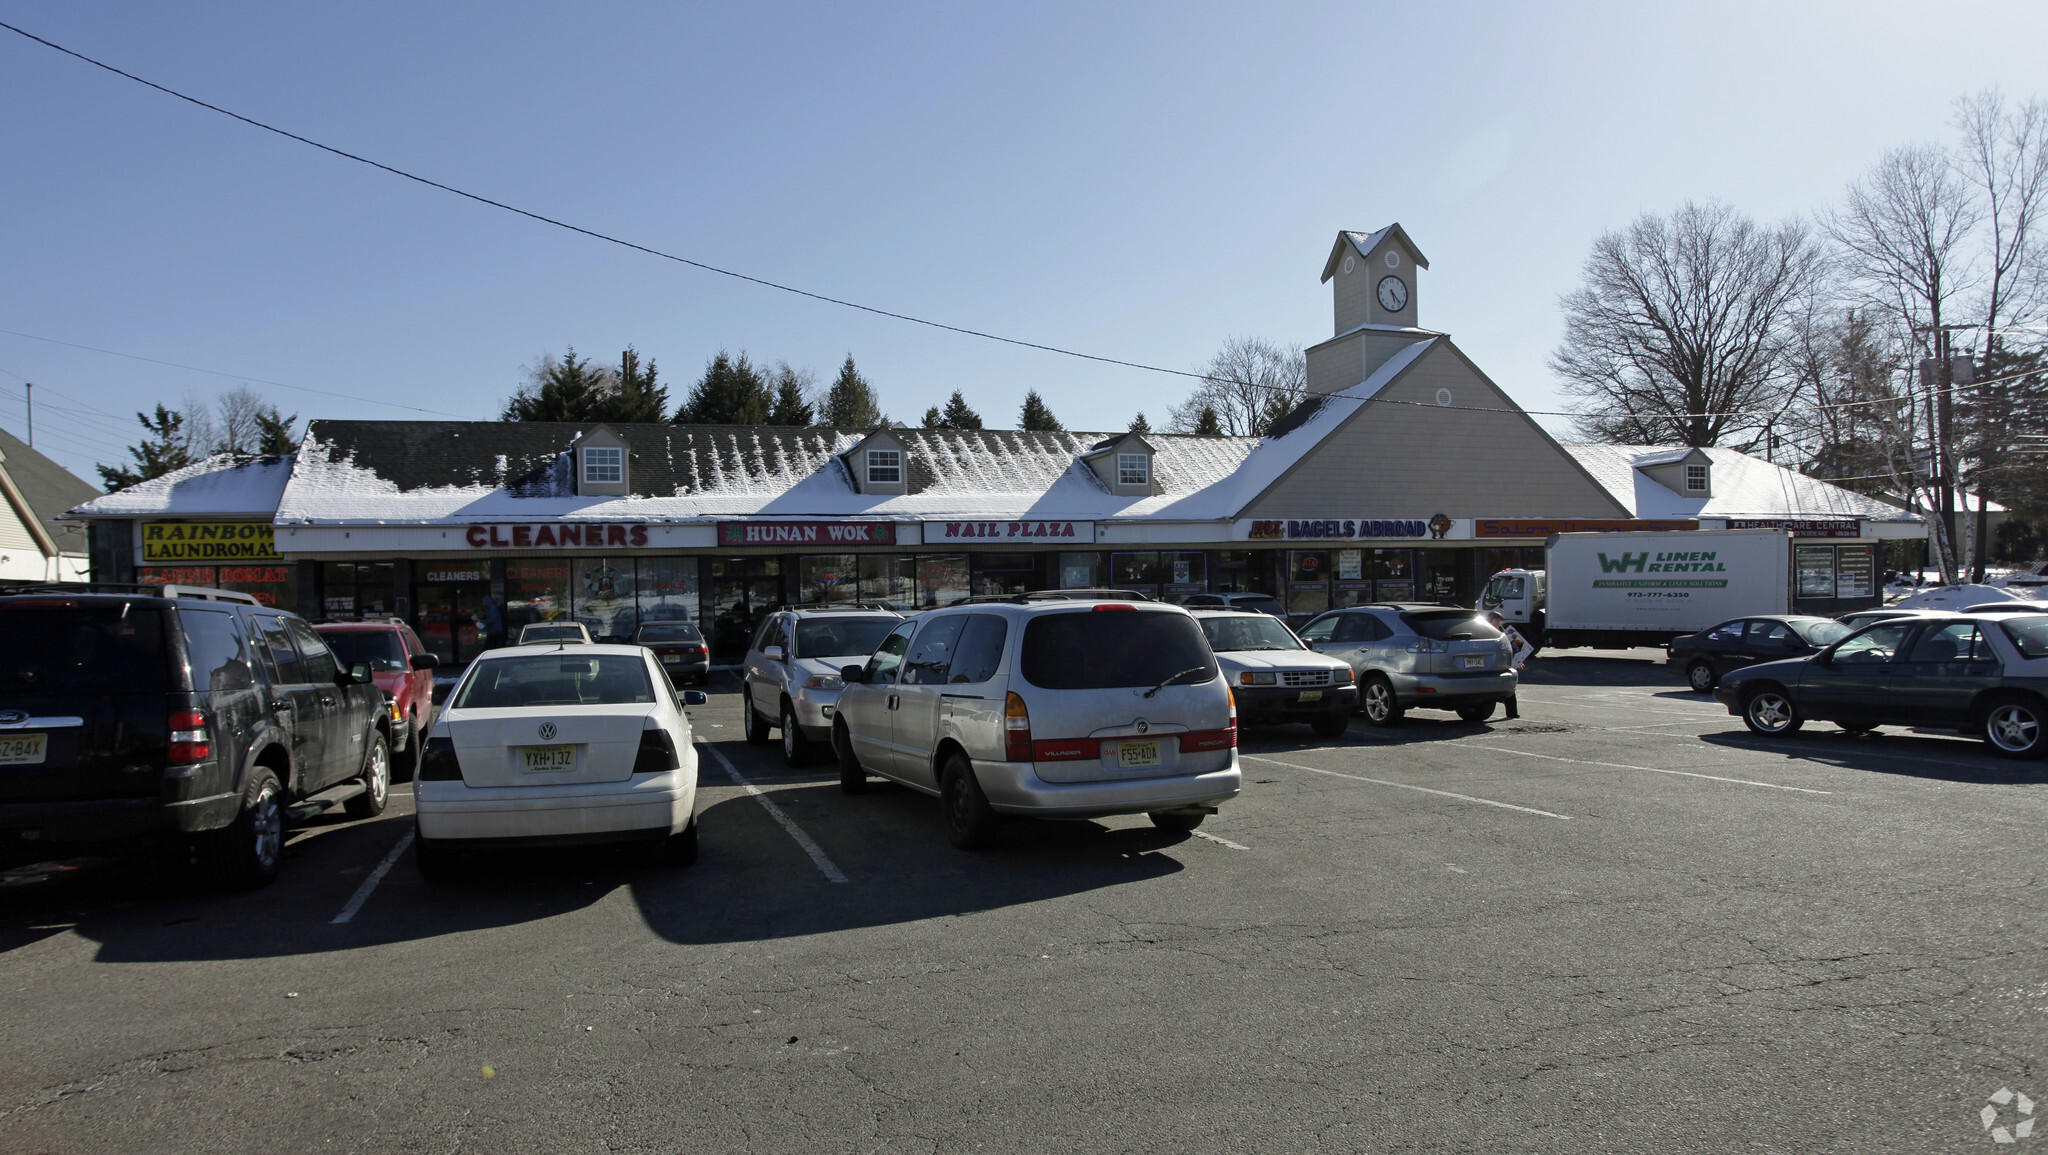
xmin=682 ymin=690 xmax=708 ymax=706
xmin=841 ymin=664 xmax=866 ymax=683
xmin=763 ymin=644 xmax=785 ymax=662
xmin=349 ymin=663 xmax=372 ymax=685
xmin=409 ymin=652 xmax=440 ymax=671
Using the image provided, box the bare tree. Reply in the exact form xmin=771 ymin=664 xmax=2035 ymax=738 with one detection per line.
xmin=1168 ymin=337 xmax=1305 ymax=436
xmin=1552 ymin=201 xmax=1826 ymax=450
xmin=214 ymin=386 xmax=270 ymax=455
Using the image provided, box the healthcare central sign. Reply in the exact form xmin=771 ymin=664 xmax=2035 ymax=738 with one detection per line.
xmin=142 ymin=521 xmax=282 ymax=563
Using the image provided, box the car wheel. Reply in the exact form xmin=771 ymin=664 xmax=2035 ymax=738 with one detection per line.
xmin=940 ymin=753 xmax=999 ymax=851
xmin=344 ymin=733 xmax=390 ymax=819
xmin=1455 ymin=701 xmax=1495 ymax=723
xmin=1686 ymin=660 xmax=1717 ymax=693
xmin=1742 ymin=687 xmax=1803 ymax=736
xmin=210 ymin=768 xmax=284 ymax=889
xmin=834 ymin=719 xmax=868 ymax=794
xmin=1310 ymin=712 xmax=1349 ymax=739
xmin=1361 ymin=676 xmax=1403 ymax=727
xmin=1981 ymin=698 xmax=2048 ymax=759
xmin=413 ymin=822 xmax=456 ymax=882
xmin=742 ymin=687 xmax=770 ymax=744
xmin=1149 ymin=810 xmax=1205 ymax=833
xmin=781 ymin=702 xmax=814 ymax=766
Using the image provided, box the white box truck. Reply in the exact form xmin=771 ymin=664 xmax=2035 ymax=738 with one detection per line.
xmin=1480 ymin=529 xmax=1798 ymax=650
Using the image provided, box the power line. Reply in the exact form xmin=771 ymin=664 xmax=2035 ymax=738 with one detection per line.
xmin=0 ymin=20 xmax=1214 ymax=385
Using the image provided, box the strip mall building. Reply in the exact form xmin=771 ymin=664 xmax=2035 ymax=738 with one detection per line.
xmin=68 ymin=226 xmax=1924 ymax=664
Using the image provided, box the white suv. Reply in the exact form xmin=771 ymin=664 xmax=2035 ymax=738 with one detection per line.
xmin=830 ymin=596 xmax=1241 ymax=849
xmin=741 ymin=607 xmax=906 ymax=766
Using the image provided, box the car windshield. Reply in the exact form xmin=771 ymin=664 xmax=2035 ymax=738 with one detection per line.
xmin=0 ymin=603 xmax=170 ymax=695
xmin=1199 ymin=615 xmax=1303 ymax=652
xmin=1020 ymin=610 xmax=1217 ymax=690
xmin=636 ymin=624 xmax=701 ymax=643
xmin=793 ymin=617 xmax=899 ymax=658
xmin=451 ymin=654 xmax=655 ymax=709
xmin=1791 ymin=620 xmax=1851 ymax=646
xmin=319 ymin=630 xmax=408 ymax=672
xmin=1401 ymin=610 xmax=1501 ymax=641
xmin=522 ymin=625 xmax=585 ymax=642
xmin=1998 ymin=615 xmax=2048 ymax=659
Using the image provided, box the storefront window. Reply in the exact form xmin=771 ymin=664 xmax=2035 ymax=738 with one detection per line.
xmin=1163 ymin=552 xmax=1206 ymax=599
xmin=140 ymin=565 xmax=217 ymax=588
xmin=917 ymin=555 xmax=970 ymax=609
xmin=1111 ymin=552 xmax=1163 ymax=592
xmin=1418 ymin=548 xmax=1461 ymax=605
xmin=859 ymin=555 xmax=916 ymax=611
xmin=575 ymin=558 xmax=637 ymax=640
xmin=636 ymin=557 xmax=699 ymax=626
xmin=1371 ymin=549 xmax=1414 ymax=601
xmin=319 ymin=561 xmax=393 ymax=619
xmin=1795 ymin=545 xmax=1836 ymax=599
xmin=216 ymin=564 xmax=299 ymax=611
xmin=1058 ymin=551 xmax=1101 ymax=589
xmin=974 ymin=553 xmax=1038 ymax=597
xmin=506 ymin=560 xmax=573 ymax=633
xmin=1834 ymin=545 xmax=1875 ymax=599
xmin=414 ymin=564 xmax=490 ymax=666
xmin=1287 ymin=550 xmax=1330 ymax=617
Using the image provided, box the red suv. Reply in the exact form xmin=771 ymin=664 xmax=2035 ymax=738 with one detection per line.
xmin=314 ymin=619 xmax=439 ymax=774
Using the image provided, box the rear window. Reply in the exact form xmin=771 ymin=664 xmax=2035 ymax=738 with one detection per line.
xmin=1999 ymin=615 xmax=2048 ymax=659
xmin=793 ymin=617 xmax=899 ymax=659
xmin=1791 ymin=620 xmax=1851 ymax=647
xmin=452 ymin=654 xmax=655 ymax=709
xmin=1020 ymin=610 xmax=1217 ymax=690
xmin=1401 ymin=610 xmax=1501 ymax=641
xmin=523 ymin=624 xmax=586 ymax=641
xmin=320 ymin=629 xmax=409 ymax=672
xmin=636 ymin=623 xmax=701 ymax=643
xmin=0 ymin=603 xmax=171 ymax=695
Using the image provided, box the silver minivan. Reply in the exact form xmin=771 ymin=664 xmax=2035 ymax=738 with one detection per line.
xmin=831 ymin=597 xmax=1242 ymax=849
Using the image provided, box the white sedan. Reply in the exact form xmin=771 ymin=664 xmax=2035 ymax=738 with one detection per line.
xmin=413 ymin=644 xmax=704 ymax=878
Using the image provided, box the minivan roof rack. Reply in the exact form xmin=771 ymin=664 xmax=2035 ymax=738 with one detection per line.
xmin=311 ymin=616 xmax=409 ymax=626
xmin=959 ymin=588 xmax=1154 ymax=605
xmin=774 ymin=602 xmax=902 ymax=613
xmin=2 ymin=581 xmax=263 ymax=606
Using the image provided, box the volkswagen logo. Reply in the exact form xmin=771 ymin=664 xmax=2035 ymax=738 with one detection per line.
xmin=538 ymin=722 xmax=557 ymax=741
xmin=1135 ymin=719 xmax=1149 ymax=733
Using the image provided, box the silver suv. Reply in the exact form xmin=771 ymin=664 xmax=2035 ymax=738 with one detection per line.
xmin=1299 ymin=604 xmax=1517 ymax=726
xmin=830 ymin=596 xmax=1241 ymax=849
xmin=742 ymin=607 xmax=905 ymax=765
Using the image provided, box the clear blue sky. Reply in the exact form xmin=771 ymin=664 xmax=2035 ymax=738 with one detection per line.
xmin=2 ymin=1 xmax=2044 ymax=487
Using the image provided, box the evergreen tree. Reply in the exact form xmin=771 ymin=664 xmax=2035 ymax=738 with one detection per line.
xmin=1128 ymin=412 xmax=1151 ymax=434
xmin=939 ymin=390 xmax=983 ymax=430
xmin=1019 ymin=389 xmax=1063 ymax=431
xmin=503 ymin=347 xmax=612 ymax=421
xmin=921 ymin=405 xmax=943 ymax=428
xmin=98 ymin=404 xmax=197 ymax=491
xmin=255 ymin=408 xmax=300 ymax=455
xmin=820 ymin=354 xmax=884 ymax=427
xmin=675 ymin=351 xmax=772 ymax=424
xmin=767 ymin=364 xmax=815 ymax=425
xmin=1193 ymin=405 xmax=1223 ymax=436
xmin=603 ymin=346 xmax=669 ymax=422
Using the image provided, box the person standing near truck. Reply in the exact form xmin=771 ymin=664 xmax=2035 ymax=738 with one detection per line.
xmin=1488 ymin=611 xmax=1533 ymax=719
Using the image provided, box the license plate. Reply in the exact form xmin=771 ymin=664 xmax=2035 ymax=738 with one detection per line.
xmin=660 ymin=655 xmax=681 ymax=665
xmin=1298 ymin=690 xmax=1323 ymax=702
xmin=520 ymin=745 xmax=576 ymax=772
xmin=0 ymin=734 xmax=46 ymax=765
xmin=1117 ymin=740 xmax=1161 ymax=768
xmin=1462 ymin=655 xmax=1486 ymax=669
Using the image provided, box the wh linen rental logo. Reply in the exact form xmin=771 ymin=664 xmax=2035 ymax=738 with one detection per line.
xmin=1983 ymin=1088 xmax=2036 ymax=1145
xmin=1591 ymin=549 xmax=1731 ymax=590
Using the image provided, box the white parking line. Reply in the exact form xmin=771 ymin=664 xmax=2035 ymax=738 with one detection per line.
xmin=1469 ymin=744 xmax=1834 ymax=794
xmin=330 ymin=828 xmax=414 ymax=924
xmin=1242 ymin=755 xmax=1572 ymax=820
xmin=696 ymin=739 xmax=849 ymax=884
xmin=1190 ymin=829 xmax=1249 ymax=850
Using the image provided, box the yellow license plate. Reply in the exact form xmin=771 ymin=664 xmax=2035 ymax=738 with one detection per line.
xmin=0 ymin=734 xmax=46 ymax=765
xmin=1117 ymin=740 xmax=1161 ymax=768
xmin=520 ymin=745 xmax=576 ymax=772
xmin=1298 ymin=690 xmax=1323 ymax=702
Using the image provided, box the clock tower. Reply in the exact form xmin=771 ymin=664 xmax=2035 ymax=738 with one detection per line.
xmin=1305 ymin=223 xmax=1435 ymax=395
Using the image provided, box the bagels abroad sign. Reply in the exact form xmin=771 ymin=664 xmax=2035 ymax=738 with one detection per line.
xmin=465 ymin=523 xmax=650 ymax=548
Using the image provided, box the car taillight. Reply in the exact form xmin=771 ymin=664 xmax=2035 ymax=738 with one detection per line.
xmin=1004 ymin=692 xmax=1031 ymax=761
xmin=634 ymin=728 xmax=678 ymax=775
xmin=418 ymin=735 xmax=461 ymax=781
xmin=1092 ymin=604 xmax=1136 ymax=611
xmin=168 ymin=709 xmax=211 ymax=764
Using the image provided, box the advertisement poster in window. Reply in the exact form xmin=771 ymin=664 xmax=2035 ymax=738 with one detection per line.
xmin=1834 ymin=545 xmax=1874 ymax=598
xmin=1337 ymin=549 xmax=1362 ymax=580
xmin=637 ymin=557 xmax=699 ymax=624
xmin=575 ymin=559 xmax=636 ymax=639
xmin=1795 ymin=545 xmax=1836 ymax=598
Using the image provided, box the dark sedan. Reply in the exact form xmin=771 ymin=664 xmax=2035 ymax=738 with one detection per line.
xmin=635 ymin=621 xmax=710 ymax=685
xmin=1667 ymin=615 xmax=1851 ymax=693
xmin=1713 ymin=611 xmax=2048 ymax=758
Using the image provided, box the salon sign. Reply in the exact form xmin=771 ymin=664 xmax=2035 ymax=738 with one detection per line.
xmin=929 ymin=520 xmax=1091 ymax=541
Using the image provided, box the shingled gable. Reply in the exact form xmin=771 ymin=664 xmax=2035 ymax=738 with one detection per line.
xmin=836 ymin=428 xmax=909 ymax=496
xmin=1319 ymin=223 xmax=1430 ymax=283
xmin=1236 ymin=338 xmax=1631 ymax=521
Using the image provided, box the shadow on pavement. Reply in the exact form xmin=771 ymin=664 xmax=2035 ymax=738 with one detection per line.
xmin=1699 ymin=728 xmax=2048 ymax=786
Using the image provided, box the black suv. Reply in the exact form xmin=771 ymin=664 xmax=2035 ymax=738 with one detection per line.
xmin=0 ymin=584 xmax=408 ymax=887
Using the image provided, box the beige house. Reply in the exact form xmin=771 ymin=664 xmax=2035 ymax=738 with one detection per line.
xmin=0 ymin=427 xmax=95 ymax=584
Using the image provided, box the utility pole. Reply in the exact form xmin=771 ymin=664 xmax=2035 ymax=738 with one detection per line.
xmin=23 ymin=382 xmax=31 ymax=449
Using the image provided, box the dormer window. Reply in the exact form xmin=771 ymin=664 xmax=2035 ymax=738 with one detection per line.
xmin=1117 ymin=453 xmax=1150 ymax=487
xmin=1686 ymin=464 xmax=1708 ymax=492
xmin=867 ymin=450 xmax=901 ymax=485
xmin=583 ymin=446 xmax=622 ymax=484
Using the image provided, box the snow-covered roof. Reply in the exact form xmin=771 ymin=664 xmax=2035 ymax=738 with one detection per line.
xmin=1565 ymin=445 xmax=1918 ymax=522
xmin=1319 ymin=224 xmax=1431 ymax=281
xmin=66 ymin=454 xmax=294 ymax=518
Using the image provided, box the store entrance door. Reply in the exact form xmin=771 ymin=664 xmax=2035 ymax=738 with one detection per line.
xmin=710 ymin=556 xmax=782 ymax=662
xmin=414 ymin=581 xmax=490 ymax=669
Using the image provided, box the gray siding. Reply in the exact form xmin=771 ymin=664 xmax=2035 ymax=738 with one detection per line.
xmin=1306 ymin=332 xmax=1366 ymax=395
xmin=1244 ymin=343 xmax=1632 ymax=519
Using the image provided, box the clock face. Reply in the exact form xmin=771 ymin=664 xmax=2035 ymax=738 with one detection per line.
xmin=1377 ymin=275 xmax=1409 ymax=312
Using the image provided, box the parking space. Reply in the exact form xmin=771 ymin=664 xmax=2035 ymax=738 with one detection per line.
xmin=1 ymin=656 xmax=2043 ymax=1152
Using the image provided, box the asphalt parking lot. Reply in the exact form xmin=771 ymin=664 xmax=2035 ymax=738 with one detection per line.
xmin=1 ymin=651 xmax=2043 ymax=1153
